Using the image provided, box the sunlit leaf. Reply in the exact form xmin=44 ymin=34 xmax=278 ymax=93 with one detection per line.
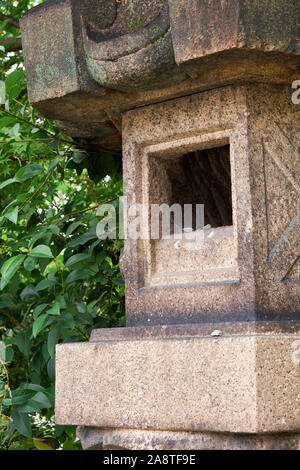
xmin=33 ymin=438 xmax=55 ymax=451
xmin=0 ymin=254 xmax=25 ymax=290
xmin=29 ymin=245 xmax=53 ymax=259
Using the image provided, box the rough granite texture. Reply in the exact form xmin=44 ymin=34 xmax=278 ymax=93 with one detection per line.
xmin=77 ymin=427 xmax=300 ymax=450
xmin=121 ymin=84 xmax=300 ymax=325
xmin=55 ymin=323 xmax=300 ymax=436
xmin=20 ymin=0 xmax=300 ymax=451
xmin=20 ymin=0 xmax=300 ymax=147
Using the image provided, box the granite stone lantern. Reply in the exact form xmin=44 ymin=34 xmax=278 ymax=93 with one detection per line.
xmin=20 ymin=0 xmax=300 ymax=450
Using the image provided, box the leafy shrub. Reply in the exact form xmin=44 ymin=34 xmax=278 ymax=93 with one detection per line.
xmin=0 ymin=0 xmax=125 ymax=449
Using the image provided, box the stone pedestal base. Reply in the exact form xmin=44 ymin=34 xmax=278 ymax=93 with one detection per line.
xmin=77 ymin=427 xmax=300 ymax=451
xmin=55 ymin=322 xmax=300 ymax=450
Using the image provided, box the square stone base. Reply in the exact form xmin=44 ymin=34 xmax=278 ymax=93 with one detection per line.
xmin=76 ymin=427 xmax=300 ymax=451
xmin=56 ymin=322 xmax=300 ymax=445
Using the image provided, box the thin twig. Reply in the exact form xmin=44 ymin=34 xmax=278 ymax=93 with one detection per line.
xmin=0 ymin=108 xmax=60 ymax=138
xmin=11 ymin=97 xmax=28 ymax=108
xmin=20 ymin=172 xmax=52 ymax=211
xmin=19 ymin=144 xmax=71 ymax=210
xmin=75 ymin=326 xmax=89 ymax=341
xmin=0 ymin=36 xmax=22 ymax=52
xmin=0 ymin=13 xmax=20 ymax=29
xmin=54 ymin=197 xmax=119 ymax=224
xmin=0 ymin=309 xmax=26 ymax=331
xmin=108 ymin=277 xmax=122 ymax=302
xmin=0 ymin=139 xmax=54 ymax=143
xmin=8 ymin=155 xmax=27 ymax=166
xmin=0 ymin=108 xmax=122 ymax=155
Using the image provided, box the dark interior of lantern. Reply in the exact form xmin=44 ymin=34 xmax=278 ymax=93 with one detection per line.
xmin=150 ymin=144 xmax=233 ymax=231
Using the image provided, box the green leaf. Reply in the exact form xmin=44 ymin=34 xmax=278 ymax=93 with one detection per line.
xmin=88 ymin=239 xmax=100 ymax=256
xmin=0 ymin=293 xmax=15 ymax=308
xmin=5 ymin=346 xmax=14 ymax=363
xmin=23 ymin=256 xmax=36 ymax=272
xmin=32 ymin=314 xmax=53 ymax=338
xmin=114 ymin=277 xmax=124 ymax=286
xmin=33 ymin=438 xmax=55 ymax=450
xmin=32 ymin=391 xmax=51 ymax=408
xmin=65 ymin=253 xmax=91 ymax=267
xmin=68 ymin=226 xmax=97 ymax=248
xmin=0 ymin=177 xmax=19 ymax=190
xmin=2 ymin=398 xmax=12 ymax=406
xmin=5 ymin=69 xmax=24 ymax=94
xmin=15 ymin=330 xmax=32 ymax=359
xmin=11 ymin=390 xmax=36 ymax=406
xmin=33 ymin=303 xmax=48 ymax=320
xmin=48 ymin=325 xmax=59 ymax=358
xmin=29 ymin=244 xmax=54 ymax=259
xmin=72 ymin=149 xmax=87 ymax=164
xmin=0 ymin=254 xmax=25 ymax=290
xmin=59 ymin=312 xmax=75 ymax=330
xmin=10 ymin=409 xmax=32 ymax=438
xmin=48 ymin=224 xmax=60 ymax=235
xmin=47 ymin=301 xmax=60 ymax=316
xmin=10 ymin=84 xmax=23 ymax=100
xmin=75 ymin=305 xmax=93 ymax=326
xmin=65 ymin=269 xmax=91 ymax=285
xmin=20 ymin=285 xmax=39 ymax=302
xmin=3 ymin=205 xmax=18 ymax=224
xmin=0 ymin=116 xmax=16 ymax=127
xmin=22 ymin=384 xmax=45 ymax=392
xmin=47 ymin=358 xmax=55 ymax=381
xmin=66 ymin=221 xmax=84 ymax=237
xmin=36 ymin=278 xmax=57 ymax=291
xmin=7 ymin=123 xmax=19 ymax=137
xmin=15 ymin=164 xmax=44 ymax=181
xmin=63 ymin=438 xmax=79 ymax=450
xmin=48 ymin=156 xmax=62 ymax=173
xmin=17 ymin=400 xmax=43 ymax=414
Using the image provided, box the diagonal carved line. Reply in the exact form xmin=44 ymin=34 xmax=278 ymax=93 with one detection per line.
xmin=264 ymin=144 xmax=300 ymax=195
xmin=283 ymin=254 xmax=300 ymax=282
xmin=269 ymin=152 xmax=300 ymax=194
xmin=274 ymin=121 xmax=300 ymax=155
xmin=262 ymin=141 xmax=271 ymax=253
xmin=269 ymin=211 xmax=300 ymax=263
xmin=263 ymin=141 xmax=300 ymax=265
xmin=264 ymin=125 xmax=300 ymax=279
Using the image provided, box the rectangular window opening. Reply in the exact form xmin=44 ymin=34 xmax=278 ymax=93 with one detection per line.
xmin=149 ymin=144 xmax=232 ymax=234
xmin=146 ymin=143 xmax=238 ymax=286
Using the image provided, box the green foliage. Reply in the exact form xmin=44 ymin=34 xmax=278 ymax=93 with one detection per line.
xmin=0 ymin=1 xmax=124 ymax=450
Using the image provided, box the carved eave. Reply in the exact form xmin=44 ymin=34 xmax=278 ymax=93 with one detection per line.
xmin=20 ymin=0 xmax=300 ymax=151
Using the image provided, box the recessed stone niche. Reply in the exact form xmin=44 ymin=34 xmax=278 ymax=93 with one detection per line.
xmin=143 ymin=141 xmax=237 ymax=287
xmin=122 ymin=83 xmax=300 ymax=326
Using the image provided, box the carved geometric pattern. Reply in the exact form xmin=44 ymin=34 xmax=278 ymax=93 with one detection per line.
xmin=263 ymin=122 xmax=300 ymax=282
xmin=284 ymin=255 xmax=300 ymax=282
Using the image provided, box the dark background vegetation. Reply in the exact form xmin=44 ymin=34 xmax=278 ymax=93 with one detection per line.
xmin=0 ymin=0 xmax=125 ymax=450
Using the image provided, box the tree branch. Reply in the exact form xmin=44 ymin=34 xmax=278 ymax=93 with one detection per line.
xmin=0 ymin=13 xmax=20 ymax=29
xmin=0 ymin=309 xmax=26 ymax=331
xmin=0 ymin=108 xmax=121 ymax=156
xmin=54 ymin=196 xmax=120 ymax=224
xmin=0 ymin=36 xmax=22 ymax=52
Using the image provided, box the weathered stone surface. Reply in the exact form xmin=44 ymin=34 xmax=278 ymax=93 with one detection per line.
xmin=77 ymin=427 xmax=300 ymax=450
xmin=20 ymin=1 xmax=299 ymax=145
xmin=169 ymin=0 xmax=300 ymax=64
xmin=122 ymin=84 xmax=300 ymax=325
xmin=82 ymin=0 xmax=183 ymax=92
xmin=21 ymin=1 xmax=300 ymax=451
xmin=55 ymin=322 xmax=300 ymax=434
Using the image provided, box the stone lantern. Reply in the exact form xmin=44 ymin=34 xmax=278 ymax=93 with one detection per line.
xmin=20 ymin=0 xmax=300 ymax=450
